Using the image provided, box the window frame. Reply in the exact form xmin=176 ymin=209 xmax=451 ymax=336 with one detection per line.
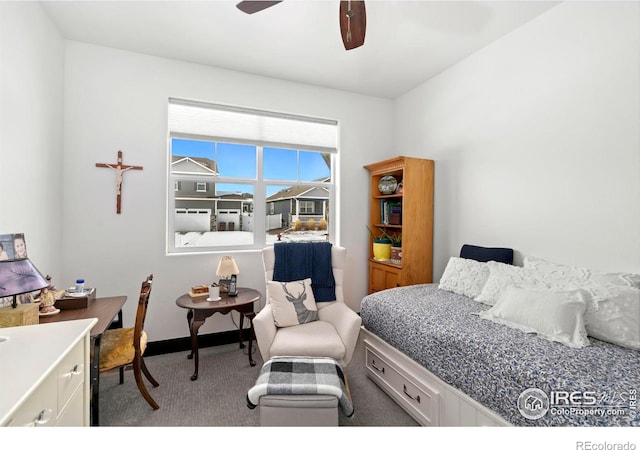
xmin=299 ymin=200 xmax=315 ymax=214
xmin=167 ymin=135 xmax=336 ymax=255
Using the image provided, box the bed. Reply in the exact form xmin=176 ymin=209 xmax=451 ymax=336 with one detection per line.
xmin=359 ymin=255 xmax=640 ymax=427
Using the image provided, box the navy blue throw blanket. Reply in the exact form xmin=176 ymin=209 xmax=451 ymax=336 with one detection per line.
xmin=273 ymin=242 xmax=335 ymax=302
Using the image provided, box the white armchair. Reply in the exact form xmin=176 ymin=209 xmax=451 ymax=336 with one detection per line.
xmin=253 ymin=245 xmax=361 ymax=367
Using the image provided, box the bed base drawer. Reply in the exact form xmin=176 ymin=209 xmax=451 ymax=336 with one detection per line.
xmin=365 ymin=341 xmax=440 ymax=426
xmin=363 ymin=329 xmax=510 ymax=427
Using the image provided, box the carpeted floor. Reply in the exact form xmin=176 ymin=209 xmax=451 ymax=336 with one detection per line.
xmin=98 ymin=334 xmax=419 ymax=427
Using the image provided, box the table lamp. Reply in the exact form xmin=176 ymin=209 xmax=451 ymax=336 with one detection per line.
xmin=0 ymin=258 xmax=50 ymax=308
xmin=216 ymin=256 xmax=239 ymax=296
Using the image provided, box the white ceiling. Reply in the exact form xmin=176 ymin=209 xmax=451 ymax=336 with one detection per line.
xmin=40 ymin=1 xmax=559 ymax=99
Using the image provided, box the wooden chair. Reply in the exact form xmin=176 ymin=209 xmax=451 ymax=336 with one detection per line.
xmin=98 ymin=274 xmax=159 ymax=410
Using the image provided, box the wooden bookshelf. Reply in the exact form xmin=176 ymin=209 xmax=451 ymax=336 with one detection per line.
xmin=363 ymin=156 xmax=434 ymax=293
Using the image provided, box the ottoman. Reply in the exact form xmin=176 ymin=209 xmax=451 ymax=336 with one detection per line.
xmin=247 ymin=356 xmax=353 ymax=427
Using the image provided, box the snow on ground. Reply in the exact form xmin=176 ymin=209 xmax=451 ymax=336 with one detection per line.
xmin=177 ymin=230 xmax=328 ymax=247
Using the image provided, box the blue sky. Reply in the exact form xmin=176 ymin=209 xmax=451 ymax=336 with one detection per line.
xmin=172 ymin=138 xmax=330 ymax=195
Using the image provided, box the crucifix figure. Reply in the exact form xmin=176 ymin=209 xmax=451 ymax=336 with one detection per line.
xmin=96 ymin=150 xmax=143 ymax=214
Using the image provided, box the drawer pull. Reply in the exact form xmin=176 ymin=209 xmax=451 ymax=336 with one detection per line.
xmin=371 ymin=359 xmax=385 ymax=374
xmin=67 ymin=363 xmax=83 ymax=378
xmin=403 ymin=384 xmax=421 ymax=404
xmin=35 ymin=409 xmax=54 ymax=426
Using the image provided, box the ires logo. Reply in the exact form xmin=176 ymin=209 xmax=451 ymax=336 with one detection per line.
xmin=550 ymin=391 xmax=597 ymax=406
xmin=518 ymin=388 xmax=599 ymax=420
xmin=518 ymin=388 xmax=550 ymax=419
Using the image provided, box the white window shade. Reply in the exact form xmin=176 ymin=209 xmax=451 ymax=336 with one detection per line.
xmin=169 ymin=98 xmax=337 ymax=153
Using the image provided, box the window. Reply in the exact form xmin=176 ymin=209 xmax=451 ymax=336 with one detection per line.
xmin=167 ymin=99 xmax=338 ymax=254
xmin=299 ymin=201 xmax=315 ymax=214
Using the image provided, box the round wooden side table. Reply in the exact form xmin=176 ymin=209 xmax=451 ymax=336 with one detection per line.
xmin=176 ymin=287 xmax=261 ymax=381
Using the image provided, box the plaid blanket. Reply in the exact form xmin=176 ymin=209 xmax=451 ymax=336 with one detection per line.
xmin=247 ymin=356 xmax=354 ymax=417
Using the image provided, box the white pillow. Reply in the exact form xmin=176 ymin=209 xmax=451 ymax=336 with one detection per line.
xmin=438 ymin=257 xmax=489 ymax=299
xmin=583 ymin=285 xmax=640 ymax=350
xmin=267 ymin=278 xmax=318 ymax=328
xmin=474 ymin=261 xmax=548 ymax=306
xmin=479 ymin=285 xmax=590 ymax=348
xmin=523 ymin=256 xmax=640 ymax=289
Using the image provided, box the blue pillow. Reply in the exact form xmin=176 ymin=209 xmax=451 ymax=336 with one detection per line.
xmin=460 ymin=244 xmax=514 ymax=265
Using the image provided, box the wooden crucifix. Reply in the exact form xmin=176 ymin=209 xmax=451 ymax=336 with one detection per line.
xmin=96 ymin=150 xmax=143 ymax=214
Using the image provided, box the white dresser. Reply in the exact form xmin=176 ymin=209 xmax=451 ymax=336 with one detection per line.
xmin=0 ymin=318 xmax=97 ymax=427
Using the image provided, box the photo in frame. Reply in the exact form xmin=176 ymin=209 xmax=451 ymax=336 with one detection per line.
xmin=0 ymin=232 xmax=32 ymax=307
xmin=0 ymin=232 xmax=28 ymax=261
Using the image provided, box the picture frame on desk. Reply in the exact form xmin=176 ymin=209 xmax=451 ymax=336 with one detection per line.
xmin=17 ymin=292 xmax=34 ymax=304
xmin=1 ymin=293 xmax=32 ymax=306
xmin=0 ymin=292 xmax=34 ymax=308
xmin=0 ymin=235 xmax=12 ymax=261
xmin=0 ymin=232 xmax=28 ymax=261
xmin=0 ymin=232 xmax=34 ymax=307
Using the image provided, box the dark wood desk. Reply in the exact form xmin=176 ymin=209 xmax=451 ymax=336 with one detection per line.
xmin=176 ymin=287 xmax=261 ymax=381
xmin=39 ymin=295 xmax=127 ymax=426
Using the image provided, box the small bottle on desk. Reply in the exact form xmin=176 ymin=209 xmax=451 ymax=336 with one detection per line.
xmin=75 ymin=279 xmax=85 ymax=294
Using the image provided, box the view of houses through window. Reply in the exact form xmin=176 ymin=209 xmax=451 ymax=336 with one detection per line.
xmin=168 ymin=138 xmax=334 ymax=252
xmin=167 ymin=99 xmax=338 ymax=254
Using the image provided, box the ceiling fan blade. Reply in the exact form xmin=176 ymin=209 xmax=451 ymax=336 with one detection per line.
xmin=339 ymin=0 xmax=366 ymax=50
xmin=236 ymin=1 xmax=283 ymax=14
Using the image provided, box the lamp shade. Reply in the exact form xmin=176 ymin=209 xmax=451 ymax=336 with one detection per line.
xmin=0 ymin=258 xmax=50 ymax=308
xmin=216 ymin=256 xmax=239 ymax=278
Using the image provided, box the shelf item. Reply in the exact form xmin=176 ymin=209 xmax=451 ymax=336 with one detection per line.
xmin=364 ymin=156 xmax=434 ymax=294
xmin=373 ymin=241 xmax=392 ymax=261
xmin=379 ymin=199 xmax=402 ymax=225
xmin=391 ymin=246 xmax=402 ymax=264
xmin=378 ymin=175 xmax=398 ymax=195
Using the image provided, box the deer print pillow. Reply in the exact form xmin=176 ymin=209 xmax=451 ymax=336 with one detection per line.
xmin=268 ymin=278 xmax=318 ymax=327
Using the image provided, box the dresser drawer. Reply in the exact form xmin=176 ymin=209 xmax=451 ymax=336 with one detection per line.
xmin=57 ymin=338 xmax=85 ymax=412
xmin=7 ymin=373 xmax=57 ymax=427
xmin=365 ymin=342 xmax=440 ymax=426
xmin=56 ymin=383 xmax=85 ymax=427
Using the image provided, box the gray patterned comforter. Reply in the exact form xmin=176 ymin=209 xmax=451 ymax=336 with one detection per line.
xmin=360 ymin=284 xmax=640 ymax=426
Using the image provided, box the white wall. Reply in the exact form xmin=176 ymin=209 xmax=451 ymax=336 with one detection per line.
xmin=394 ymin=1 xmax=640 ymax=280
xmin=62 ymin=42 xmax=393 ymax=340
xmin=0 ymin=3 xmax=65 ymax=281
xmin=6 ymin=1 xmax=638 ymax=345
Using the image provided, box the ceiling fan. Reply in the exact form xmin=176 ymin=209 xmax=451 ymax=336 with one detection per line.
xmin=236 ymin=1 xmax=367 ymax=50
